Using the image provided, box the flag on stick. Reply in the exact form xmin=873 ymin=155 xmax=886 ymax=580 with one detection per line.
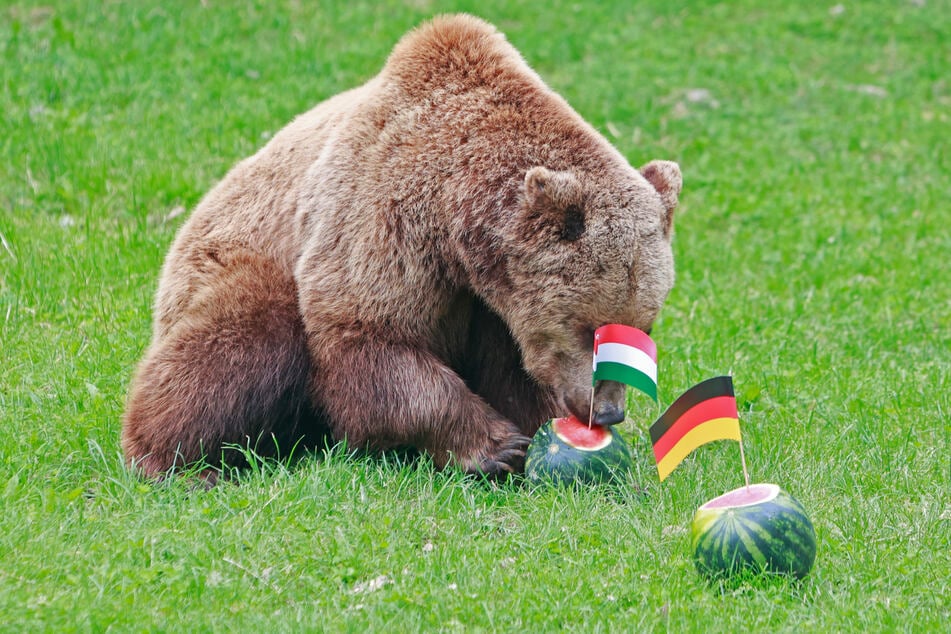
xmin=592 ymin=324 xmax=657 ymax=401
xmin=650 ymin=376 xmax=741 ymax=481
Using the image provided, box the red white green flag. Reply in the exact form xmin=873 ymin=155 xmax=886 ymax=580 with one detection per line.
xmin=592 ymin=324 xmax=658 ymax=401
xmin=649 ymin=376 xmax=741 ymax=481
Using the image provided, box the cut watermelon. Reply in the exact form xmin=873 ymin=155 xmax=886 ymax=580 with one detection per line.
xmin=524 ymin=416 xmax=632 ymax=485
xmin=691 ymin=483 xmax=817 ymax=580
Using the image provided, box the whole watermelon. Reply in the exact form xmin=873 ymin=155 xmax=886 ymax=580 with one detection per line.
xmin=691 ymin=483 xmax=817 ymax=580
xmin=524 ymin=415 xmax=632 ymax=486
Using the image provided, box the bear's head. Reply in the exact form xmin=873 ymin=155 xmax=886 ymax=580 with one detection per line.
xmin=484 ymin=159 xmax=681 ymax=424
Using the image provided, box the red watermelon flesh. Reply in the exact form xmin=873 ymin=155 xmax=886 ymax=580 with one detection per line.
xmin=699 ymin=483 xmax=780 ymax=508
xmin=551 ymin=415 xmax=613 ymax=450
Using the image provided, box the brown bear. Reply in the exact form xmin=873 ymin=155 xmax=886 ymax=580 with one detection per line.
xmin=121 ymin=14 xmax=682 ymax=479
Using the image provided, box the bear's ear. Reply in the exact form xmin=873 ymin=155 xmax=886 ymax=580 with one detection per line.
xmin=524 ymin=166 xmax=555 ymax=209
xmin=639 ymin=160 xmax=682 ymax=238
xmin=524 ymin=167 xmax=586 ymax=242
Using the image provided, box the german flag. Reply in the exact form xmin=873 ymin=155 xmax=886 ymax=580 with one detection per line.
xmin=650 ymin=376 xmax=741 ymax=481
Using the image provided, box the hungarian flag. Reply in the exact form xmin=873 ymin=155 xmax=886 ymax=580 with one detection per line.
xmin=649 ymin=376 xmax=741 ymax=481
xmin=592 ymin=324 xmax=657 ymax=401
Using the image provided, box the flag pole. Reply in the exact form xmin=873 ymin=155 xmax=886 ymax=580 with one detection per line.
xmin=588 ymin=331 xmax=598 ymax=429
xmin=738 ymin=438 xmax=751 ymax=489
xmin=587 ymin=385 xmax=595 ymax=429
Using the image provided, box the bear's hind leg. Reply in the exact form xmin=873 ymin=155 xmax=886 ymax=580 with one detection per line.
xmin=122 ymin=252 xmax=323 ymax=479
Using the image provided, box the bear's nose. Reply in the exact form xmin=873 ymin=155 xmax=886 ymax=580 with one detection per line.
xmin=592 ymin=401 xmax=625 ymax=426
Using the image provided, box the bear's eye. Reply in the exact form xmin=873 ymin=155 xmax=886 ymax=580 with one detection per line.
xmin=561 ymin=204 xmax=585 ymax=241
xmin=577 ymin=325 xmax=596 ymax=350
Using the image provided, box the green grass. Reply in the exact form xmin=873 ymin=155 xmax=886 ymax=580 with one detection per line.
xmin=2 ymin=0 xmax=949 ymax=631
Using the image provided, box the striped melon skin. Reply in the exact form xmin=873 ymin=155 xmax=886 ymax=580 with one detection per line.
xmin=524 ymin=416 xmax=632 ymax=486
xmin=691 ymin=483 xmax=817 ymax=580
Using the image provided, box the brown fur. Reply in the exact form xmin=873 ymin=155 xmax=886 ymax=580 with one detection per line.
xmin=122 ymin=15 xmax=682 ymax=478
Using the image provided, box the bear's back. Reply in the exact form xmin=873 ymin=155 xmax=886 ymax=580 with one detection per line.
xmin=152 ymin=14 xmax=629 ymax=336
xmin=152 ymin=80 xmax=379 ymax=334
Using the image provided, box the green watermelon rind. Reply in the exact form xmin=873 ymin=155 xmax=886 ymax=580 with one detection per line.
xmin=691 ymin=485 xmax=817 ymax=580
xmin=524 ymin=418 xmax=633 ymax=486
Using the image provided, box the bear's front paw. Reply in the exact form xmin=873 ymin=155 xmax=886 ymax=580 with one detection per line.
xmin=463 ymin=431 xmax=531 ymax=479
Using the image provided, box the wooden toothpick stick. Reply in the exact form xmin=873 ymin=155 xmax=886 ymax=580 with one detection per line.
xmin=587 ymin=385 xmax=595 ymax=429
xmin=739 ymin=438 xmax=751 ymax=489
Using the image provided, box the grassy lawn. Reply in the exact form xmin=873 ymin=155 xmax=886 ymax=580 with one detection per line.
xmin=2 ymin=0 xmax=948 ymax=631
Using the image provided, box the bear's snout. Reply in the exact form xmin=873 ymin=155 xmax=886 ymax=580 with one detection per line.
xmin=563 ymin=380 xmax=626 ymax=426
xmin=592 ymin=400 xmax=625 ymax=426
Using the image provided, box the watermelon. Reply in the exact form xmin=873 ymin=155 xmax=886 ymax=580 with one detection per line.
xmin=691 ymin=483 xmax=817 ymax=580
xmin=524 ymin=415 xmax=632 ymax=486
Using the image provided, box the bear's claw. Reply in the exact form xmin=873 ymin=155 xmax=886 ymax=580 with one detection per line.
xmin=466 ymin=432 xmax=531 ymax=478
